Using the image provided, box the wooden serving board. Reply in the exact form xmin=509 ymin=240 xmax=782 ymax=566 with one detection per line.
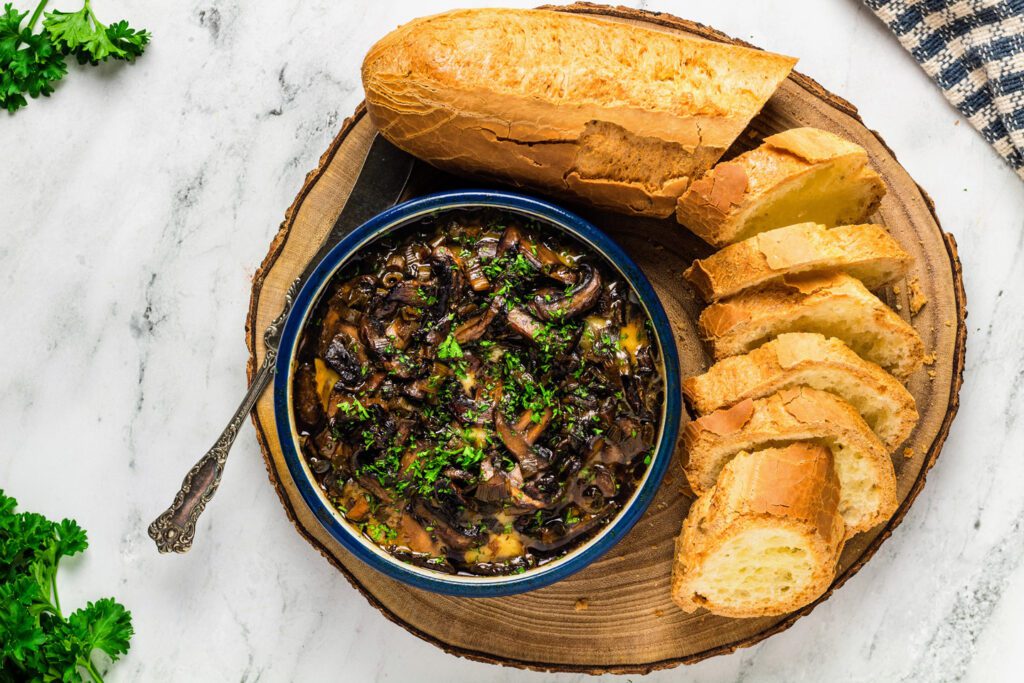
xmin=245 ymin=3 xmax=966 ymax=673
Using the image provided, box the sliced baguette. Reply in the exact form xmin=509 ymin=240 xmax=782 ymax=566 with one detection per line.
xmin=699 ymin=272 xmax=925 ymax=381
xmin=672 ymin=443 xmax=845 ymax=618
xmin=683 ymin=333 xmax=919 ymax=450
xmin=683 ymin=387 xmax=897 ymax=534
xmin=676 ymin=128 xmax=886 ymax=246
xmin=362 ymin=9 xmax=796 ymax=218
xmin=684 ymin=222 xmax=911 ymax=301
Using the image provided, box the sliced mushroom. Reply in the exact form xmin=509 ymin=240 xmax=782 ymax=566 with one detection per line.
xmin=531 ymin=264 xmax=602 ymax=321
xmin=340 ymin=480 xmax=373 ymax=522
xmin=514 ymin=407 xmax=552 ymax=445
xmin=430 ymin=246 xmax=466 ymax=314
xmin=508 ymin=485 xmax=549 ymax=510
xmin=520 ymin=510 xmax=611 ymax=552
xmin=454 ymin=296 xmax=504 ymax=344
xmin=403 ymin=243 xmax=431 ymax=280
xmin=412 ymin=499 xmax=480 ymax=551
xmin=620 ymin=373 xmax=653 ymax=420
xmin=310 ymin=427 xmax=340 ymax=464
xmin=463 ymin=254 xmax=491 ymax=292
xmin=495 ymin=412 xmax=549 ymax=479
xmin=505 ymin=307 xmax=545 ymax=343
xmin=323 ymin=325 xmax=368 ymax=389
xmin=496 ymin=226 xmax=575 ymax=285
xmin=387 ymin=280 xmax=429 ymax=306
xmin=294 ymin=363 xmax=324 ymax=427
xmin=450 ymin=389 xmax=494 ymax=426
xmin=360 ymin=316 xmax=392 ymax=358
xmin=473 ymin=458 xmax=509 ymax=502
xmin=355 ymin=473 xmax=393 ymax=505
xmin=396 ymin=513 xmax=437 ymax=554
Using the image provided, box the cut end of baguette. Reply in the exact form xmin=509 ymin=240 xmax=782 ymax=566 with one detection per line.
xmin=683 ymin=332 xmax=919 ymax=450
xmin=683 ymin=387 xmax=897 ymax=534
xmin=675 ymin=524 xmax=823 ymax=616
xmin=672 ymin=444 xmax=845 ymax=618
xmin=676 ymin=127 xmax=887 ymax=247
xmin=699 ymin=272 xmax=925 ymax=381
xmin=683 ymin=222 xmax=912 ymax=301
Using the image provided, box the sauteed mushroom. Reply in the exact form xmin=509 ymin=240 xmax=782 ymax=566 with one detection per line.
xmin=291 ymin=209 xmax=662 ymax=576
xmin=531 ymin=264 xmax=602 ymax=321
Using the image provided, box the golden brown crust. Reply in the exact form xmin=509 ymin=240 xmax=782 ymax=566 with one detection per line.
xmin=676 ymin=128 xmax=887 ymax=246
xmin=683 ymin=387 xmax=897 ymax=534
xmin=764 ymin=127 xmax=863 ymax=162
xmin=683 ymin=333 xmax=919 ymax=450
xmin=361 ymin=8 xmax=796 ymax=218
xmin=683 ymin=400 xmax=754 ymax=449
xmin=672 ymin=444 xmax=845 ymax=617
xmin=698 ymin=272 xmax=926 ymax=381
xmin=683 ymin=223 xmax=912 ymax=301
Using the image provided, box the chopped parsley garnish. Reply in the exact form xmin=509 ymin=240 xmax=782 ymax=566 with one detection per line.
xmin=437 ymin=332 xmax=464 ymax=360
xmin=337 ymin=397 xmax=370 ymax=419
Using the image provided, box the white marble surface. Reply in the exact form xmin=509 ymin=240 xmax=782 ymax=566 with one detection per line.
xmin=2 ymin=0 xmax=1023 ymax=680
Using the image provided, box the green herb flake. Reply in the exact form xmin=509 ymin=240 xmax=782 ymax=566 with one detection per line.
xmin=437 ymin=332 xmax=464 ymax=360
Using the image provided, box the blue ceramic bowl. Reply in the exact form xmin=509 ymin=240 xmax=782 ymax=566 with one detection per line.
xmin=274 ymin=190 xmax=680 ymax=597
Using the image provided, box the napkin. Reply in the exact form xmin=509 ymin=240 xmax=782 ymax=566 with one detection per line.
xmin=864 ymin=0 xmax=1024 ymax=180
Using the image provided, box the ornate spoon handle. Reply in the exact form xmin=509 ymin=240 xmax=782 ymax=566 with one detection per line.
xmin=147 ymin=280 xmax=297 ymax=553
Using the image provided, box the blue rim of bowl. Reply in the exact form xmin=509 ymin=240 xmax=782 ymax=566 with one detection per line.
xmin=273 ymin=190 xmax=681 ymax=597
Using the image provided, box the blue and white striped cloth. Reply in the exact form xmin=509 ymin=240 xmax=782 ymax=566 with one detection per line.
xmin=864 ymin=0 xmax=1024 ymax=180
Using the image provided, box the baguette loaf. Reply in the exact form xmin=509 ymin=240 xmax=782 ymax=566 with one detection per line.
xmin=699 ymin=272 xmax=925 ymax=381
xmin=684 ymin=222 xmax=911 ymax=301
xmin=672 ymin=443 xmax=845 ymax=618
xmin=684 ymin=333 xmax=918 ymax=450
xmin=683 ymin=387 xmax=897 ymax=534
xmin=676 ymin=128 xmax=886 ymax=246
xmin=362 ymin=9 xmax=796 ymax=218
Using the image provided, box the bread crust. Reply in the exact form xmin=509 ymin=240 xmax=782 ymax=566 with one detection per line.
xmin=683 ymin=222 xmax=912 ymax=301
xmin=683 ymin=333 xmax=919 ymax=450
xmin=672 ymin=443 xmax=845 ymax=617
xmin=683 ymin=387 xmax=897 ymax=534
xmin=361 ymin=9 xmax=796 ymax=217
xmin=698 ymin=272 xmax=925 ymax=381
xmin=676 ymin=128 xmax=886 ymax=246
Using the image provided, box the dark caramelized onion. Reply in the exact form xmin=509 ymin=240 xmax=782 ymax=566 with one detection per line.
xmin=292 ymin=209 xmax=663 ymax=575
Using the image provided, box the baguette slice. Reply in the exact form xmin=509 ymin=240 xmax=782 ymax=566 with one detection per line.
xmin=683 ymin=387 xmax=897 ymax=534
xmin=362 ymin=9 xmax=796 ymax=218
xmin=672 ymin=443 xmax=845 ymax=618
xmin=684 ymin=222 xmax=911 ymax=301
xmin=676 ymin=128 xmax=886 ymax=246
xmin=684 ymin=333 xmax=919 ymax=450
xmin=699 ymin=272 xmax=925 ymax=381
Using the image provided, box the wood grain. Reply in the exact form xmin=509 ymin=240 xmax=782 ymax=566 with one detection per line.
xmin=244 ymin=3 xmax=966 ymax=673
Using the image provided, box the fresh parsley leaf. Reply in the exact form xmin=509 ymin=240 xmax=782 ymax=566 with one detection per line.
xmin=104 ymin=19 xmax=147 ymax=59
xmin=0 ymin=2 xmax=67 ymax=113
xmin=1 ymin=0 xmax=149 ymax=114
xmin=68 ymin=598 xmax=133 ymax=661
xmin=0 ymin=489 xmax=133 ymax=682
xmin=44 ymin=0 xmax=150 ymax=64
xmin=55 ymin=518 xmax=88 ymax=558
xmin=40 ymin=4 xmax=91 ymax=51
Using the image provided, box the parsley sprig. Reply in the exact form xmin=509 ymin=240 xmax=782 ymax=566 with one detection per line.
xmin=1 ymin=0 xmax=149 ymax=113
xmin=0 ymin=490 xmax=133 ymax=682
